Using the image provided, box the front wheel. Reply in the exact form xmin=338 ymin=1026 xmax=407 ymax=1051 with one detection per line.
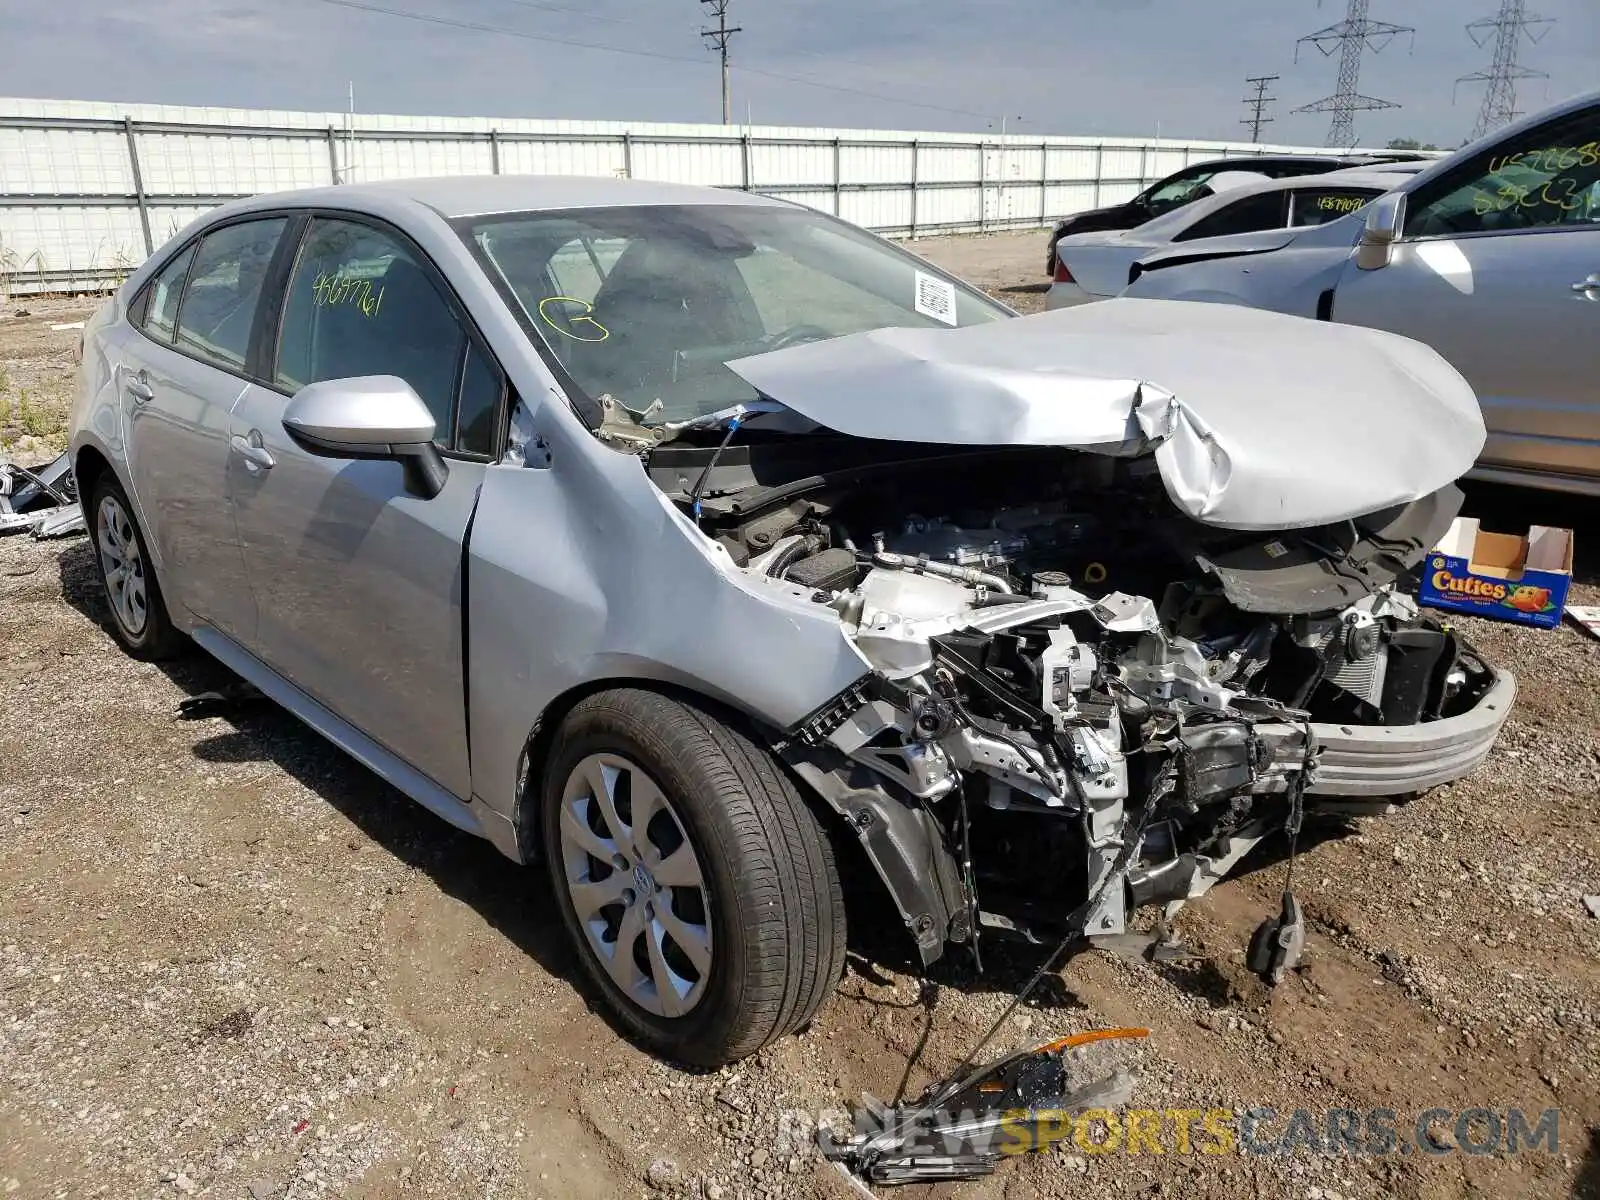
xmin=541 ymin=689 xmax=846 ymax=1066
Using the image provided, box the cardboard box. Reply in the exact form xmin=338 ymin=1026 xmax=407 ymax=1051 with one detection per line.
xmin=1417 ymin=518 xmax=1573 ymax=629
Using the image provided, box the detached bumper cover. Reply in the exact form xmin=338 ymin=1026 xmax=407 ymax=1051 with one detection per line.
xmin=1306 ymin=669 xmax=1516 ymax=797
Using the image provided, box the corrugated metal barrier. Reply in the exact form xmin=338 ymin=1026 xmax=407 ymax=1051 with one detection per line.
xmin=0 ymin=97 xmax=1351 ymax=296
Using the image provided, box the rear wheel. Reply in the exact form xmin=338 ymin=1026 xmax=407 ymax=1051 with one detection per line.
xmin=541 ymin=689 xmax=845 ymax=1066
xmin=90 ymin=475 xmax=183 ymax=660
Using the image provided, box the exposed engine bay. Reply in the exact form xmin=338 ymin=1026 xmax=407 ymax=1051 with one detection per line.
xmin=652 ymin=437 xmax=1499 ymax=965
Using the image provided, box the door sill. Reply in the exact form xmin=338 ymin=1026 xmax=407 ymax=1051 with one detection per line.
xmin=189 ymin=625 xmax=490 ymax=844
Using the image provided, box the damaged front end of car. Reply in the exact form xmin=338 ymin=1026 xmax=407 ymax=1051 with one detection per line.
xmin=759 ymin=496 xmax=1495 ymax=965
xmin=633 ymin=301 xmax=1513 ymax=968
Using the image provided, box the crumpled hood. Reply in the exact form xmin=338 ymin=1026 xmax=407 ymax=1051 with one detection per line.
xmin=725 ymin=298 xmax=1485 ymax=531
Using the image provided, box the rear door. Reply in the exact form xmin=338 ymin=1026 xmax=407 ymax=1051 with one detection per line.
xmin=119 ymin=216 xmax=289 ymax=638
xmin=1331 ymin=104 xmax=1600 ymax=485
xmin=228 ymin=213 xmax=506 ymax=800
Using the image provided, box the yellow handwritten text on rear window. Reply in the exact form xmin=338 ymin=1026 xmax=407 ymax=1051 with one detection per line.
xmin=1315 ymin=194 xmax=1368 ymax=213
xmin=312 ymin=271 xmax=386 ymax=318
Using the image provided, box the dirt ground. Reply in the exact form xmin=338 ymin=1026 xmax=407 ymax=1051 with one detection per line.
xmin=3 ymin=234 xmax=1599 ymax=1200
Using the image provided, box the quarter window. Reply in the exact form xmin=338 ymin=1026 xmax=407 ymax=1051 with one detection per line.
xmin=1403 ymin=107 xmax=1600 ymax=238
xmin=1287 ymin=188 xmax=1380 ymax=227
xmin=173 ymin=218 xmax=287 ymax=371
xmin=1174 ymin=190 xmax=1287 ymax=241
xmin=138 ymin=243 xmax=197 ymax=343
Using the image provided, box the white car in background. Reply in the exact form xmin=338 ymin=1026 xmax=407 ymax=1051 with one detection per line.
xmin=1046 ymin=171 xmax=1400 ymax=309
xmin=1123 ymin=89 xmax=1600 ymax=495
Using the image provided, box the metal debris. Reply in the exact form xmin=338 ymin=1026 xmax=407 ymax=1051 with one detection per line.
xmin=0 ymin=452 xmax=85 ymax=539
xmin=820 ymin=1028 xmax=1146 ymax=1185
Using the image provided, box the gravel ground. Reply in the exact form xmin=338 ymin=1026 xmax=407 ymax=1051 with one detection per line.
xmin=3 ymin=236 xmax=1599 ymax=1200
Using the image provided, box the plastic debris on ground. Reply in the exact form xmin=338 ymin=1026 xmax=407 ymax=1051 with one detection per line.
xmin=0 ymin=451 xmax=85 ymax=539
xmin=1566 ymin=606 xmax=1600 ymax=643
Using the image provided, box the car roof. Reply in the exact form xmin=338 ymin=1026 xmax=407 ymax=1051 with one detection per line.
xmin=210 ymin=174 xmax=791 ymax=222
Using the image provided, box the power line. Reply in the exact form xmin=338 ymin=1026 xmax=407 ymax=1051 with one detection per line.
xmin=1241 ymin=74 xmax=1280 ymax=143
xmin=1457 ymin=0 xmax=1553 ymax=140
xmin=701 ymin=0 xmax=742 ymax=126
xmin=1293 ymin=0 xmax=1415 ymax=148
xmin=313 ymin=0 xmax=991 ymax=120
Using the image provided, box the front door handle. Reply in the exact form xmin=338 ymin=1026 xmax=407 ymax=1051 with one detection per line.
xmin=1572 ymin=274 xmax=1600 ymax=299
xmin=230 ymin=432 xmax=276 ymax=472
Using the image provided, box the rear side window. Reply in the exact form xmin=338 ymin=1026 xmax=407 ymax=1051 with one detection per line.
xmin=174 ymin=219 xmax=287 ymax=371
xmin=1174 ymin=190 xmax=1288 ymax=241
xmin=1288 ymin=188 xmax=1379 ymax=226
xmin=276 ymin=217 xmax=475 ymax=450
xmin=138 ymin=244 xmax=197 ymax=343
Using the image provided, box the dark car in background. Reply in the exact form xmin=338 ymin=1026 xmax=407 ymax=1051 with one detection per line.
xmin=1044 ymin=151 xmax=1432 ymax=275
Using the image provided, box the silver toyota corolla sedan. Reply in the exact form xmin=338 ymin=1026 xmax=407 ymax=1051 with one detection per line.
xmin=71 ymin=176 xmax=1514 ymax=1067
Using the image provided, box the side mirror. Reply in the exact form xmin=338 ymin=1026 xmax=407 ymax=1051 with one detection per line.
xmin=1355 ymin=193 xmax=1405 ymax=270
xmin=282 ymin=376 xmax=449 ymax=500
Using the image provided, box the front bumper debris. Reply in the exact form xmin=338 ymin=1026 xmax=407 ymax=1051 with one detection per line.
xmin=1304 ymin=669 xmax=1515 ymax=798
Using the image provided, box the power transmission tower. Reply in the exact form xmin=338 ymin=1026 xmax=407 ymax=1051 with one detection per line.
xmin=1457 ymin=0 xmax=1553 ymax=140
xmin=700 ymin=0 xmax=742 ymax=126
xmin=1242 ymin=75 xmax=1280 ymax=142
xmin=1294 ymin=0 xmax=1415 ymax=148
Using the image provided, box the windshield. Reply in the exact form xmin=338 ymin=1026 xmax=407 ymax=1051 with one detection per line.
xmin=458 ymin=203 xmax=1010 ymax=425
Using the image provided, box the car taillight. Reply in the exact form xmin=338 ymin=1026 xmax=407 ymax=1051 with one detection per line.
xmin=1053 ymin=258 xmax=1075 ymax=284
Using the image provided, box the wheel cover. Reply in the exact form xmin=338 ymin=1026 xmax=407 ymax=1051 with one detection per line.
xmin=558 ymin=753 xmax=714 ymax=1019
xmin=96 ymin=495 xmax=148 ymax=638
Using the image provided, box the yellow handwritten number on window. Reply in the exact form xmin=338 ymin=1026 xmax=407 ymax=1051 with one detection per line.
xmin=538 ymin=296 xmax=610 ymax=343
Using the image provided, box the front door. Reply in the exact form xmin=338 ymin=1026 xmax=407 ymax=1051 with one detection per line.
xmin=1331 ymin=103 xmax=1600 ymax=485
xmin=120 ymin=217 xmax=288 ymax=638
xmin=228 ymin=215 xmax=506 ymax=800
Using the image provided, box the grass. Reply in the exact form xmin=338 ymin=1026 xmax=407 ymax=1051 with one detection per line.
xmin=17 ymin=390 xmax=60 ymax=439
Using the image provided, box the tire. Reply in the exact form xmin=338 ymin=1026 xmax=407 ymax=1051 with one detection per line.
xmin=541 ymin=688 xmax=846 ymax=1067
xmin=89 ymin=474 xmax=184 ymax=660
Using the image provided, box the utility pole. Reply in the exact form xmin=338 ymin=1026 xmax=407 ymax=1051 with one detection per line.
xmin=700 ymin=0 xmax=742 ymax=126
xmin=1241 ymin=75 xmax=1280 ymax=143
xmin=1457 ymin=0 xmax=1553 ymax=140
xmin=1294 ymin=0 xmax=1415 ymax=148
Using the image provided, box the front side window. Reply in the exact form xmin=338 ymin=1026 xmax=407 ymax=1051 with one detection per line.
xmin=461 ymin=204 xmax=1008 ymax=425
xmin=174 ymin=218 xmax=287 ymax=371
xmin=1174 ymin=190 xmax=1288 ymax=242
xmin=138 ymin=243 xmax=196 ymax=343
xmin=1287 ymin=187 xmax=1380 ymax=227
xmin=276 ymin=218 xmax=469 ymax=444
xmin=1404 ymin=107 xmax=1600 ymax=238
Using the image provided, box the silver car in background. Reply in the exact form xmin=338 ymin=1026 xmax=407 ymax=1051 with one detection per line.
xmin=1125 ymin=89 xmax=1600 ymax=495
xmin=1046 ymin=170 xmax=1402 ymax=309
xmin=72 ymin=176 xmax=1511 ymax=1068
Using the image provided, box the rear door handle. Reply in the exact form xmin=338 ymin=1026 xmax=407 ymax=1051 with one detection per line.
xmin=229 ymin=432 xmax=276 ymax=471
xmin=1572 ymin=274 xmax=1600 ymax=298
xmin=125 ymin=370 xmax=154 ymax=404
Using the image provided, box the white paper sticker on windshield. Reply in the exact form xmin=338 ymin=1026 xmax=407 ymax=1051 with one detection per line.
xmin=914 ymin=271 xmax=958 ymax=326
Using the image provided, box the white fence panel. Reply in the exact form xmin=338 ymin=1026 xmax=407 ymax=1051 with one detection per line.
xmin=138 ymin=132 xmax=326 ymax=195
xmin=0 ymin=126 xmax=131 ymax=194
xmin=499 ymin=138 xmax=626 ymax=178
xmin=348 ymin=137 xmax=494 ymax=183
xmin=0 ymin=97 xmax=1368 ymax=291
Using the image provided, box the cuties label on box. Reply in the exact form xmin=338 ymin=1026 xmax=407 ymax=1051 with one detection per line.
xmin=1417 ymin=517 xmax=1573 ymax=630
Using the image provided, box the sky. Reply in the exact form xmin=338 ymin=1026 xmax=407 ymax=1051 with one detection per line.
xmin=0 ymin=0 xmax=1594 ymax=148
